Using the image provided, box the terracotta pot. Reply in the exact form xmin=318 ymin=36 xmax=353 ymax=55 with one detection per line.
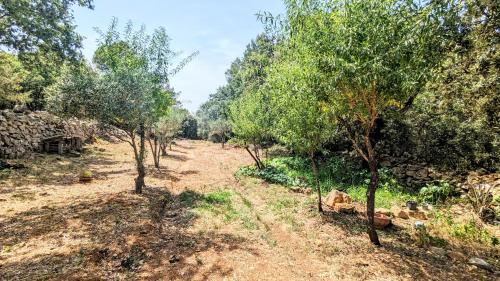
xmin=373 ymin=213 xmax=392 ymax=229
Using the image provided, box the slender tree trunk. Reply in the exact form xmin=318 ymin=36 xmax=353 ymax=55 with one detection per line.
xmin=155 ymin=138 xmax=160 ymax=168
xmin=366 ymin=149 xmax=380 ymax=245
xmin=135 ymin=124 xmax=146 ymax=194
xmin=221 ymin=135 xmax=225 ymax=148
xmin=148 ymin=137 xmax=160 ymax=169
xmin=161 ymin=143 xmax=168 ymax=156
xmin=254 ymin=146 xmax=263 ymax=167
xmin=310 ymin=152 xmax=323 ymax=213
xmin=245 ymin=146 xmax=262 ymax=169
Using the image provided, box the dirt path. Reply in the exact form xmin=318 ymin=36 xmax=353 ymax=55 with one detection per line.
xmin=0 ymin=140 xmax=494 ymax=280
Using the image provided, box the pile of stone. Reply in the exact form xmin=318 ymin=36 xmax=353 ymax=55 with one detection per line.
xmin=0 ymin=110 xmax=88 ymax=159
xmin=324 ymin=190 xmax=356 ymax=214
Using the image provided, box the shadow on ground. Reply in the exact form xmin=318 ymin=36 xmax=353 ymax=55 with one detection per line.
xmin=317 ymin=209 xmax=494 ymax=280
xmin=0 ymin=150 xmax=122 ymax=191
xmin=0 ymin=186 xmax=254 ymax=280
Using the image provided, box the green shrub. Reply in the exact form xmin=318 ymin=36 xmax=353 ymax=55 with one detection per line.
xmin=236 ymin=165 xmax=305 ymax=187
xmin=237 ymin=155 xmax=417 ymax=208
xmin=80 ymin=170 xmax=93 ymax=178
xmin=419 ymin=181 xmax=456 ymax=204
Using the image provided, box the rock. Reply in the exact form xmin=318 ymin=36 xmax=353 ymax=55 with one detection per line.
xmin=416 ymin=168 xmax=429 ymax=180
xmin=447 ymin=251 xmax=466 ymax=261
xmin=428 ymin=246 xmax=446 ymax=257
xmin=406 ymin=170 xmax=417 ymax=178
xmin=169 ymin=255 xmax=180 ymax=264
xmin=468 ymin=257 xmax=494 ymax=272
xmin=373 ymin=213 xmax=392 ymax=229
xmin=334 ymin=203 xmax=356 ymax=214
xmin=375 ymin=208 xmax=392 ymax=217
xmin=392 ymin=207 xmax=410 ymax=219
xmin=409 ymin=210 xmax=428 ymax=220
xmin=325 ymin=190 xmax=352 ymax=208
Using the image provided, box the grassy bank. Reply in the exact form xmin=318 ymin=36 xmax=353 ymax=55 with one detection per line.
xmin=237 ymin=156 xmax=419 ymax=209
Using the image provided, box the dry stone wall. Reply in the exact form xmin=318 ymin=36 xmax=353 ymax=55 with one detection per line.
xmin=0 ymin=110 xmax=87 ymax=159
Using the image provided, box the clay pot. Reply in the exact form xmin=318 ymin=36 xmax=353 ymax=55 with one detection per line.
xmin=373 ymin=213 xmax=392 ymax=229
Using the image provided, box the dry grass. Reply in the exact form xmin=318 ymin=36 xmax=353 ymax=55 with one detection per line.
xmin=0 ymin=140 xmax=497 ymax=280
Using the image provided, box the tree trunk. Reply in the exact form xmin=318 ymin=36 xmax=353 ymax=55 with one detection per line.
xmin=367 ymin=156 xmax=380 ymax=245
xmin=245 ymin=146 xmax=262 ymax=169
xmin=148 ymin=137 xmax=160 ymax=169
xmin=254 ymin=146 xmax=263 ymax=167
xmin=135 ymin=124 xmax=146 ymax=194
xmin=221 ymin=135 xmax=225 ymax=148
xmin=160 ymin=143 xmax=167 ymax=156
xmin=310 ymin=152 xmax=323 ymax=213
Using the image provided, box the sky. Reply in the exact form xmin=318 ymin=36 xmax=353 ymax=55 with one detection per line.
xmin=73 ymin=0 xmax=284 ymax=113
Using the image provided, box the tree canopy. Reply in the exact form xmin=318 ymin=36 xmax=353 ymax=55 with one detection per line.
xmin=0 ymin=0 xmax=94 ymax=59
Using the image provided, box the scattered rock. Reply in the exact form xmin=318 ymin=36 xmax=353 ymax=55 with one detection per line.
xmin=334 ymin=203 xmax=356 ymax=214
xmin=392 ymin=207 xmax=410 ymax=219
xmin=428 ymin=246 xmax=446 ymax=257
xmin=325 ymin=190 xmax=352 ymax=208
xmin=468 ymin=257 xmax=494 ymax=272
xmin=373 ymin=213 xmax=392 ymax=229
xmin=409 ymin=210 xmax=428 ymax=220
xmin=447 ymin=251 xmax=466 ymax=261
xmin=169 ymin=254 xmax=180 ymax=264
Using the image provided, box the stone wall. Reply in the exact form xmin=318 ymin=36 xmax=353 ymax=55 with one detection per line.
xmin=0 ymin=110 xmax=87 ymax=159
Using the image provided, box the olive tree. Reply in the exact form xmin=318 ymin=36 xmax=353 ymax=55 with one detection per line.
xmin=92 ymin=20 xmax=196 ymax=193
xmin=267 ymin=55 xmax=334 ymax=212
xmin=149 ymin=107 xmax=187 ymax=168
xmin=209 ymin=119 xmax=232 ymax=148
xmin=230 ymin=89 xmax=271 ymax=169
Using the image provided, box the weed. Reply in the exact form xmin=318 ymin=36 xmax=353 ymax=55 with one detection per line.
xmin=346 ymin=185 xmax=416 ymax=209
xmin=429 ymin=209 xmax=498 ymax=246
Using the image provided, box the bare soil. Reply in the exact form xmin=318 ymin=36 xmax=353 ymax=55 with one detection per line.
xmin=0 ymin=140 xmax=497 ymax=280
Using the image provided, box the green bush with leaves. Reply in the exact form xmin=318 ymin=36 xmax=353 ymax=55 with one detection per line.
xmin=419 ymin=181 xmax=456 ymax=204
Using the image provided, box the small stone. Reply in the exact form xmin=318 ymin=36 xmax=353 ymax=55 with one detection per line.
xmin=447 ymin=251 xmax=466 ymax=261
xmin=334 ymin=203 xmax=356 ymax=214
xmin=169 ymin=254 xmax=180 ymax=264
xmin=429 ymin=246 xmax=446 ymax=257
xmin=468 ymin=257 xmax=494 ymax=272
xmin=414 ymin=221 xmax=425 ymax=229
xmin=392 ymin=207 xmax=410 ymax=219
